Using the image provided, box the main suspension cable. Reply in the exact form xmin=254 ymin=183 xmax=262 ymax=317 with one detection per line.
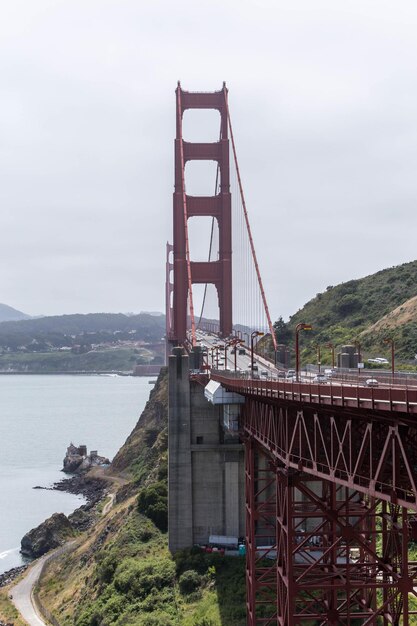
xmin=225 ymin=86 xmax=277 ymax=351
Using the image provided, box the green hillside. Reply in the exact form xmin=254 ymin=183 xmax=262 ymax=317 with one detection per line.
xmin=33 ymin=369 xmax=246 ymax=626
xmin=274 ymin=259 xmax=417 ymax=365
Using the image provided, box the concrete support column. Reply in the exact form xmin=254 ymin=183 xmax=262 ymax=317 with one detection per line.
xmin=168 ymin=348 xmax=193 ymax=551
xmin=225 ymin=451 xmax=240 ymax=537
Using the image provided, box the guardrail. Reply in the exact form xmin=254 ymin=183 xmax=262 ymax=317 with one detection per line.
xmin=210 ymin=372 xmax=417 ymax=416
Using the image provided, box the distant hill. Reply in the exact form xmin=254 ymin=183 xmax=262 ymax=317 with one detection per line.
xmin=274 ymin=260 xmax=417 ymax=364
xmin=0 ymin=312 xmax=166 ymax=373
xmin=0 ymin=303 xmax=30 ymax=323
xmin=0 ymin=312 xmax=165 ymax=346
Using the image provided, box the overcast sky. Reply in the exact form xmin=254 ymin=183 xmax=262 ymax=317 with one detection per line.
xmin=1 ymin=0 xmax=417 ymax=321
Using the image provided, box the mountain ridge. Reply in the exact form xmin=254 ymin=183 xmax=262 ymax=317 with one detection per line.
xmin=0 ymin=303 xmax=30 ymax=323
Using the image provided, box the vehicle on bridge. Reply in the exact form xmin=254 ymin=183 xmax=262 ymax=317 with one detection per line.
xmin=313 ymin=374 xmax=327 ymax=384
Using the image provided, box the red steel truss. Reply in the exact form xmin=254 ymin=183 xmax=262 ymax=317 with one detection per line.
xmin=245 ymin=438 xmax=417 ymax=625
xmin=212 ymin=375 xmax=417 ymax=509
xmin=203 ymin=371 xmax=417 ymax=624
xmin=171 ymin=83 xmax=232 ymax=345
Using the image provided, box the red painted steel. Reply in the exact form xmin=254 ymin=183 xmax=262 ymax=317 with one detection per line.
xmin=175 ymin=86 xmax=197 ymax=345
xmin=212 ymin=375 xmax=417 ymax=507
xmin=172 ymin=83 xmax=232 ymax=344
xmin=207 ymin=372 xmax=417 ymax=623
xmin=245 ymin=440 xmax=417 ymax=625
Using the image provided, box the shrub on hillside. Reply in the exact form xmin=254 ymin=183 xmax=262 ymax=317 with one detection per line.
xmin=137 ymin=481 xmax=168 ymax=532
xmin=179 ymin=569 xmax=203 ymax=594
xmin=114 ymin=557 xmax=175 ymax=598
xmin=96 ymin=552 xmax=118 ymax=583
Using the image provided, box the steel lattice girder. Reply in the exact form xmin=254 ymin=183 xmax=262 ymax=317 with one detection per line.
xmin=242 ymin=397 xmax=417 ymax=509
xmin=245 ymin=438 xmax=417 ymax=625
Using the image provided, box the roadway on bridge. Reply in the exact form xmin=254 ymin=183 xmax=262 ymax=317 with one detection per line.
xmin=196 ymin=329 xmax=278 ymax=378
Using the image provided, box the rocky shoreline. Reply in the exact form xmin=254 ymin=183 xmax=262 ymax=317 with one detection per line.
xmin=0 ymin=473 xmax=108 ymax=586
xmin=0 ymin=564 xmax=27 ymax=588
xmin=34 ymin=473 xmax=107 ymax=505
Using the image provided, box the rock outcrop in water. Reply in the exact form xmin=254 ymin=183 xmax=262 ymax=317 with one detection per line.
xmin=63 ymin=443 xmax=109 ymax=473
xmin=20 ymin=512 xmax=75 ymax=558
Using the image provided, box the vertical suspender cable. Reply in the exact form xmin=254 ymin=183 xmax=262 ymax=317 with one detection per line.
xmin=177 ymin=88 xmax=197 ymax=346
xmin=225 ymin=87 xmax=278 ymax=352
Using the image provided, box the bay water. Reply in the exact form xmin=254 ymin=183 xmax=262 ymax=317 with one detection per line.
xmin=0 ymin=374 xmax=154 ymax=574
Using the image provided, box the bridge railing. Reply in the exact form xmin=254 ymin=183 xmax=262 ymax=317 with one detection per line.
xmin=211 ymin=372 xmax=417 ymax=416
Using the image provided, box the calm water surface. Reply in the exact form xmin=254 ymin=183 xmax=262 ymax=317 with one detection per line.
xmin=0 ymin=374 xmax=153 ymax=573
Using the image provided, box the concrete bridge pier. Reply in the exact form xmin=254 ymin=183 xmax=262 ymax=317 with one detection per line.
xmin=168 ymin=348 xmax=245 ymax=552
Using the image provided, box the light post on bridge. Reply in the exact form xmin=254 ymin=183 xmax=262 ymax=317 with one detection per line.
xmin=224 ymin=340 xmax=236 ymax=371
xmin=326 ymin=342 xmax=335 ymax=369
xmin=383 ymin=337 xmax=395 ymax=381
xmin=210 ymin=347 xmax=216 ymax=369
xmin=295 ymin=323 xmax=313 ymax=382
xmin=228 ymin=337 xmax=244 ymax=372
xmin=355 ymin=340 xmax=362 ymax=378
xmin=251 ymin=331 xmax=264 ymax=373
xmin=316 ymin=344 xmax=321 ymax=374
xmin=211 ymin=345 xmax=221 ymax=369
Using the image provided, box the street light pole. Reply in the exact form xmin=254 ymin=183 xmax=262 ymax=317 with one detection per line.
xmin=384 ymin=338 xmax=395 ymax=380
xmin=354 ymin=341 xmax=361 ymax=363
xmin=316 ymin=344 xmax=321 ymax=373
xmin=295 ymin=323 xmax=313 ymax=382
xmin=354 ymin=340 xmax=362 ymax=378
xmin=232 ymin=339 xmax=244 ymax=371
xmin=251 ymin=331 xmax=264 ymax=373
xmin=326 ymin=342 xmax=335 ymax=369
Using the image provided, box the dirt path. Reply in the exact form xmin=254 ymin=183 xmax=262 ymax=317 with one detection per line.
xmin=11 ymin=469 xmax=129 ymax=625
xmin=11 ymin=541 xmax=77 ymax=626
xmin=11 ymin=556 xmax=46 ymax=626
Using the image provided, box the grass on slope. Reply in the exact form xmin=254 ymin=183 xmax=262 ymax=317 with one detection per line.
xmin=0 ymin=590 xmax=26 ymax=625
xmin=38 ymin=497 xmax=246 ymax=626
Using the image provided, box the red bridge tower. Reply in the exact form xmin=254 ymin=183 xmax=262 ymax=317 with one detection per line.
xmin=170 ymin=83 xmax=232 ymax=345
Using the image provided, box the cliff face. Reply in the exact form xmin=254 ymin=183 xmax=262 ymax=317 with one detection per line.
xmin=21 ymin=513 xmax=76 ymax=558
xmin=111 ymin=367 xmax=168 ymax=481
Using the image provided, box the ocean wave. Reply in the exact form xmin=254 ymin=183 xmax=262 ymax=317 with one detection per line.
xmin=0 ymin=547 xmax=19 ymax=559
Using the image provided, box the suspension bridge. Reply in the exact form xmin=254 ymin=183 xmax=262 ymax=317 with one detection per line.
xmin=166 ymin=83 xmax=417 ymax=625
